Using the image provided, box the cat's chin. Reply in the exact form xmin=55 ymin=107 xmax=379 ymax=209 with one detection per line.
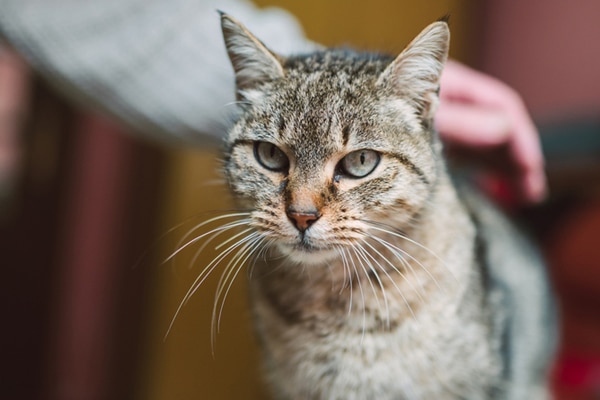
xmin=276 ymin=243 xmax=339 ymax=266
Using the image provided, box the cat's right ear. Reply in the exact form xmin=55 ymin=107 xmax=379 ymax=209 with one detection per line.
xmin=220 ymin=12 xmax=284 ymax=99
xmin=377 ymin=21 xmax=449 ymax=122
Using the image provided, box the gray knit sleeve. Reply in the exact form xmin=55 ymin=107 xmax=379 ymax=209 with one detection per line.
xmin=0 ymin=0 xmax=313 ymax=146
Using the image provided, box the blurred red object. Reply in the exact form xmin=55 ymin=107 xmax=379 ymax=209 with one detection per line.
xmin=0 ymin=46 xmax=29 ymax=205
xmin=548 ymin=198 xmax=600 ymax=399
xmin=554 ymin=352 xmax=600 ymax=399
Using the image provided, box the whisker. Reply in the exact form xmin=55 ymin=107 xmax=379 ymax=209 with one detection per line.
xmin=360 ymin=239 xmax=416 ymax=320
xmin=336 ymin=246 xmax=354 ymax=315
xmin=365 ymin=236 xmax=427 ymax=299
xmin=353 ymin=244 xmax=389 ymax=329
xmin=247 ymin=238 xmax=276 ymax=281
xmin=215 ymin=236 xmax=263 ymax=320
xmin=213 ymin=234 xmax=263 ymax=319
xmin=185 ymin=231 xmax=261 ymax=307
xmin=369 ymin=234 xmax=445 ymax=294
xmin=189 ymin=225 xmax=253 ymax=269
xmin=214 ymin=226 xmax=256 ymax=251
xmin=371 ymin=236 xmax=428 ymax=296
xmin=222 ymin=100 xmax=252 ymax=108
xmin=175 ymin=212 xmax=251 ymax=251
xmin=201 ymin=178 xmax=227 ymax=187
xmin=211 ymin=235 xmax=264 ymax=350
xmin=164 ymin=230 xmax=259 ymax=340
xmin=347 ymin=247 xmax=367 ymax=343
xmin=365 ymin=222 xmax=457 ymax=283
xmin=165 ymin=216 xmax=251 ymax=263
xmin=336 ymin=245 xmax=350 ymax=294
xmin=133 ymin=210 xmax=249 ymax=269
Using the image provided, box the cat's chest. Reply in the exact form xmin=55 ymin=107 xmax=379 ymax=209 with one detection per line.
xmin=252 ymin=280 xmax=500 ymax=400
xmin=247 ymin=219 xmax=501 ymax=399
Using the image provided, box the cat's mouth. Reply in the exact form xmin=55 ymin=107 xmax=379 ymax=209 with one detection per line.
xmin=277 ymin=239 xmax=337 ymax=265
xmin=283 ymin=238 xmax=326 ymax=254
xmin=293 ymin=241 xmax=322 ymax=253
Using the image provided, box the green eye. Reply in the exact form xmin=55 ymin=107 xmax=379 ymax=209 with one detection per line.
xmin=254 ymin=141 xmax=289 ymax=172
xmin=339 ymin=150 xmax=380 ymax=178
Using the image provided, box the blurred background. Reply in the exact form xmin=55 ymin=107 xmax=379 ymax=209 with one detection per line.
xmin=1 ymin=0 xmax=599 ymax=399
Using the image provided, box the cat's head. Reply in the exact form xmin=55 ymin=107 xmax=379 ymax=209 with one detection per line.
xmin=221 ymin=13 xmax=449 ymax=265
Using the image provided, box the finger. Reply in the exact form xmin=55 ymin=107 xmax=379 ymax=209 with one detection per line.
xmin=435 ymin=103 xmax=511 ymax=146
xmin=504 ymin=98 xmax=547 ymax=202
xmin=440 ymin=60 xmax=512 ymax=105
xmin=509 ymin=127 xmax=547 ymax=202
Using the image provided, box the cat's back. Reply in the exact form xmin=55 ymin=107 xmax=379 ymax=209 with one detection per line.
xmin=460 ymin=186 xmax=557 ymax=399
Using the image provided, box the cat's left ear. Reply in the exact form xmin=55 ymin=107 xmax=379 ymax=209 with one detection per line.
xmin=220 ymin=12 xmax=284 ymax=100
xmin=377 ymin=21 xmax=450 ymax=122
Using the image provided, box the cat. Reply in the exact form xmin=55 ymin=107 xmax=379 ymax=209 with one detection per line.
xmin=210 ymin=12 xmax=556 ymax=399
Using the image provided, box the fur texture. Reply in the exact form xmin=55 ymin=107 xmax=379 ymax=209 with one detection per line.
xmin=218 ymin=13 xmax=555 ymax=399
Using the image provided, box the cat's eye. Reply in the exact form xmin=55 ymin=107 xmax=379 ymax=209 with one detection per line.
xmin=339 ymin=150 xmax=380 ymax=178
xmin=254 ymin=141 xmax=289 ymax=172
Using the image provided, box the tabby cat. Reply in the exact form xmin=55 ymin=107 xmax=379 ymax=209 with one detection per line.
xmin=211 ymin=13 xmax=555 ymax=399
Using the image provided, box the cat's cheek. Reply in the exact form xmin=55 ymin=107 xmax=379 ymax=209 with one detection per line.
xmin=227 ymin=156 xmax=287 ymax=204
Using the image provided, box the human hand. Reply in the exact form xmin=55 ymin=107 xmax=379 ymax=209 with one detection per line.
xmin=435 ymin=60 xmax=546 ymax=204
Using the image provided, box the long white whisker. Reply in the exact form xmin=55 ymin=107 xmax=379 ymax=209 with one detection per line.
xmin=366 ymin=223 xmax=450 ymax=272
xmin=214 ymin=227 xmax=255 ymax=251
xmin=190 ymin=217 xmax=251 ymax=248
xmin=348 ymin=247 xmax=367 ymax=343
xmin=365 ymin=235 xmax=427 ymax=297
xmin=164 ymin=231 xmax=259 ymax=339
xmin=173 ymin=212 xmax=251 ymax=253
xmin=356 ymin=243 xmax=392 ymax=327
xmin=366 ymin=223 xmax=457 ymax=285
xmin=186 ymin=231 xmax=261 ymax=307
xmin=189 ymin=225 xmax=253 ymax=269
xmin=337 ymin=246 xmax=354 ymax=314
xmin=369 ymin=234 xmax=444 ymax=293
xmin=353 ymin=244 xmax=389 ymax=329
xmin=222 ymin=100 xmax=252 ymax=108
xmin=217 ymin=236 xmax=262 ymax=324
xmin=211 ymin=235 xmax=264 ymax=350
xmin=165 ymin=216 xmax=251 ymax=263
xmin=361 ymin=239 xmax=416 ymax=320
xmin=375 ymin=237 xmax=428 ymax=297
xmin=247 ymin=238 xmax=276 ymax=281
xmin=134 ymin=211 xmax=250 ymax=269
xmin=213 ymin=234 xmax=263 ymax=321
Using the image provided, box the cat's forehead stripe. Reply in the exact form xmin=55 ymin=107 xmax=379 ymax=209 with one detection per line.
xmin=386 ymin=153 xmax=430 ymax=186
xmin=341 ymin=125 xmax=350 ymax=147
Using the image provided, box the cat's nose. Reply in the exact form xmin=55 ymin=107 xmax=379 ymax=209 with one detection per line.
xmin=286 ymin=208 xmax=320 ymax=232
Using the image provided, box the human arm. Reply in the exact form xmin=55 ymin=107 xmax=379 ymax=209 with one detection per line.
xmin=0 ymin=0 xmax=312 ymax=146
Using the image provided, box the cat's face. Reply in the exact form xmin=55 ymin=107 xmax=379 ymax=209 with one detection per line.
xmin=221 ymin=14 xmax=449 ymax=264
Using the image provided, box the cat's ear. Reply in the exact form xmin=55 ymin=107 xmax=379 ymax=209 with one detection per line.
xmin=377 ymin=21 xmax=449 ymax=121
xmin=220 ymin=12 xmax=284 ymax=99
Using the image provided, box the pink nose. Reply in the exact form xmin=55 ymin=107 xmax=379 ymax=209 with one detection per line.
xmin=286 ymin=209 xmax=320 ymax=232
